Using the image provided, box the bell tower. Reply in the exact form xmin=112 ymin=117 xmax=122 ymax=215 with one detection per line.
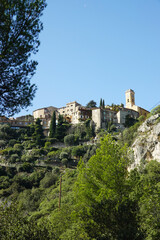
xmin=125 ymin=89 xmax=135 ymax=108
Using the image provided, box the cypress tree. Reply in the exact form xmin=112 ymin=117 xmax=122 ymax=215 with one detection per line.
xmin=49 ymin=111 xmax=56 ymax=138
xmin=55 ymin=115 xmax=67 ymax=141
xmin=102 ymin=99 xmax=105 ymax=108
xmin=100 ymin=98 xmax=102 ymax=108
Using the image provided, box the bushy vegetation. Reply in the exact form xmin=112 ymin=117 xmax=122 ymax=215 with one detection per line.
xmin=0 ymin=114 xmax=160 ymax=239
xmin=120 ymin=115 xmax=145 ymax=146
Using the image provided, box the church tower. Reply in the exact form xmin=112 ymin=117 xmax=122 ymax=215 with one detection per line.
xmin=125 ymin=89 xmax=135 ymax=108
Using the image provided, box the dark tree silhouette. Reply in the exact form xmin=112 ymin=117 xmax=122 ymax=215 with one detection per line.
xmin=0 ymin=0 xmax=47 ymax=116
xmin=49 ymin=111 xmax=56 ymax=138
xmin=86 ymin=100 xmax=97 ymax=108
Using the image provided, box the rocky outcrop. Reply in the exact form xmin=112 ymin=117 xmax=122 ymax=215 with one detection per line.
xmin=132 ymin=114 xmax=160 ymax=167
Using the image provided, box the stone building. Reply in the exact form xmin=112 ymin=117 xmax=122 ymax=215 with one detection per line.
xmin=33 ymin=106 xmax=58 ymax=136
xmin=92 ymin=108 xmax=117 ymax=129
xmin=58 ymin=101 xmax=91 ymax=124
xmin=0 ymin=116 xmax=33 ymax=129
xmin=116 ymin=108 xmax=139 ymax=125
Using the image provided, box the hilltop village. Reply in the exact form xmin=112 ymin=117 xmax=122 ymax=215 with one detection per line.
xmin=1 ymin=90 xmax=160 ymax=240
xmin=0 ymin=89 xmax=149 ymax=135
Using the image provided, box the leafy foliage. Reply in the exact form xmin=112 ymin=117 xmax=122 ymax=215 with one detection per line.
xmin=64 ymin=134 xmax=79 ymax=146
xmin=0 ymin=0 xmax=47 ymax=116
xmin=86 ymin=100 xmax=97 ymax=108
xmin=74 ymin=135 xmax=136 ymax=239
xmin=32 ymin=118 xmax=45 ymax=146
xmin=150 ymin=105 xmax=160 ymax=115
xmin=0 ymin=203 xmax=52 ymax=240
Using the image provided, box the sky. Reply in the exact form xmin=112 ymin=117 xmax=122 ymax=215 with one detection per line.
xmin=15 ymin=0 xmax=160 ymax=117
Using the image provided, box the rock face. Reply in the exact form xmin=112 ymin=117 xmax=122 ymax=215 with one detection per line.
xmin=132 ymin=114 xmax=160 ymax=167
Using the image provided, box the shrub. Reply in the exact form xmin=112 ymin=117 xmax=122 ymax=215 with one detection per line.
xmin=40 ymin=172 xmax=57 ymax=188
xmin=62 ymin=158 xmax=68 ymax=167
xmin=60 ymin=152 xmax=68 ymax=160
xmin=47 ymin=151 xmax=60 ymax=160
xmin=150 ymin=105 xmax=160 ymax=115
xmin=19 ymin=163 xmax=33 ymax=173
xmin=52 ymin=167 xmax=60 ymax=174
xmin=29 ymin=170 xmax=45 ymax=187
xmin=0 ymin=166 xmax=6 ymax=176
xmin=0 ymin=176 xmax=11 ymax=189
xmin=44 ymin=141 xmax=51 ymax=149
xmin=47 ymin=138 xmax=58 ymax=144
xmin=0 ymin=140 xmax=6 ymax=149
xmin=13 ymin=143 xmax=23 ymax=151
xmin=71 ymin=146 xmax=85 ymax=158
xmin=10 ymin=153 xmax=20 ymax=163
xmin=64 ymin=134 xmax=79 ymax=146
xmin=22 ymin=141 xmax=36 ymax=150
xmin=21 ymin=154 xmax=36 ymax=163
xmin=8 ymin=139 xmax=17 ymax=147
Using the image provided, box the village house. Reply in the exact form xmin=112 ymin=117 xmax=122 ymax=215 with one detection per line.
xmin=33 ymin=106 xmax=58 ymax=135
xmin=58 ymin=101 xmax=91 ymax=124
xmin=0 ymin=115 xmax=34 ymax=129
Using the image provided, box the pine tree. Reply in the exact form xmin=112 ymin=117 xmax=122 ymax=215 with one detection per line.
xmin=0 ymin=0 xmax=47 ymax=116
xmin=49 ymin=111 xmax=56 ymax=138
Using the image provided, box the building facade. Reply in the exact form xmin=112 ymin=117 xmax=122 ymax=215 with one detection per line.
xmin=92 ymin=108 xmax=117 ymax=129
xmin=33 ymin=106 xmax=58 ymax=136
xmin=116 ymin=108 xmax=139 ymax=125
xmin=58 ymin=101 xmax=91 ymax=124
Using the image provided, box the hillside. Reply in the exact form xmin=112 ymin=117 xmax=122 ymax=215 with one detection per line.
xmin=0 ymin=115 xmax=160 ymax=239
xmin=132 ymin=114 xmax=160 ymax=167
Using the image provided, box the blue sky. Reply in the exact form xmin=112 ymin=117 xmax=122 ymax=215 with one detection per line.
xmin=15 ymin=0 xmax=160 ymax=117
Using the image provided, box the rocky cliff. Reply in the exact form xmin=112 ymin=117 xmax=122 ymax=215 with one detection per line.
xmin=132 ymin=114 xmax=160 ymax=167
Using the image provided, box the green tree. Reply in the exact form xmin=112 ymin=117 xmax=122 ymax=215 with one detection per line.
xmin=71 ymin=146 xmax=85 ymax=159
xmin=86 ymin=100 xmax=97 ymax=108
xmin=85 ymin=119 xmax=95 ymax=138
xmin=0 ymin=203 xmax=52 ymax=240
xmin=102 ymin=99 xmax=105 ymax=108
xmin=100 ymin=98 xmax=102 ymax=107
xmin=106 ymin=120 xmax=116 ymax=133
xmin=0 ymin=124 xmax=16 ymax=140
xmin=32 ymin=118 xmax=44 ymax=146
xmin=135 ymin=161 xmax=160 ymax=239
xmin=64 ymin=134 xmax=79 ymax=146
xmin=55 ymin=115 xmax=69 ymax=141
xmin=0 ymin=0 xmax=47 ymax=116
xmin=124 ymin=114 xmax=137 ymax=128
xmin=49 ymin=111 xmax=56 ymax=138
xmin=74 ymin=135 xmax=138 ymax=239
